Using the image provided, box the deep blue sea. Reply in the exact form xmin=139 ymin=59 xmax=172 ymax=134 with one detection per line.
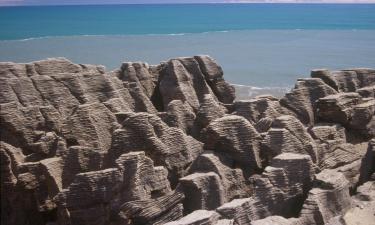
xmin=1 ymin=4 xmax=374 ymax=97
xmin=1 ymin=4 xmax=375 ymax=40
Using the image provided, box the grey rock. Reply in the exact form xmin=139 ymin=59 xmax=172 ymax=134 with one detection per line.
xmin=165 ymin=210 xmax=221 ymax=225
xmin=311 ymin=69 xmax=360 ymax=92
xmin=216 ymin=198 xmax=253 ymax=225
xmin=203 ymin=115 xmax=262 ymax=172
xmin=357 ymin=85 xmax=375 ymax=98
xmin=159 ymin=57 xmax=218 ymax=112
xmin=189 ymin=151 xmax=251 ymax=201
xmin=250 ymin=216 xmax=300 ymax=225
xmin=108 ymin=112 xmax=203 ymax=184
xmin=298 ymin=170 xmax=352 ymax=225
xmin=359 ymin=139 xmax=375 ymax=184
xmin=161 ymin=100 xmax=196 ymax=135
xmin=119 ymin=191 xmax=184 ymax=225
xmin=308 ymin=123 xmax=346 ymax=143
xmin=316 ymin=92 xmax=375 ymax=137
xmin=280 ymin=78 xmax=337 ymax=125
xmin=262 ymin=115 xmax=318 ymax=163
xmin=233 ymin=95 xmax=293 ymax=132
xmin=120 ymin=62 xmax=157 ymax=98
xmin=1 ymin=58 xmax=374 ymax=225
xmin=194 ymin=55 xmax=235 ymax=104
xmin=179 ymin=172 xmax=226 ymax=214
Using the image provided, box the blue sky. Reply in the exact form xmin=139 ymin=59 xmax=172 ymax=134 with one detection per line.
xmin=1 ymin=0 xmax=375 ymax=6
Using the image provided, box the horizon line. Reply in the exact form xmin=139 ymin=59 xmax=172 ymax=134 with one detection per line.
xmin=1 ymin=2 xmax=375 ymax=7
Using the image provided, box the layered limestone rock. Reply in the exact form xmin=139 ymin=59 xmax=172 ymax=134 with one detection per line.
xmin=298 ymin=170 xmax=352 ymax=225
xmin=311 ymin=68 xmax=375 ymax=93
xmin=233 ymin=95 xmax=293 ymax=132
xmin=108 ymin=112 xmax=203 ymax=184
xmin=1 ymin=58 xmax=374 ymax=225
xmin=55 ymin=152 xmax=172 ymax=225
xmin=158 ymin=57 xmax=221 ymax=111
xmin=194 ymin=55 xmax=235 ymax=104
xmin=188 ymin=151 xmax=251 ymax=201
xmin=165 ymin=210 xmax=221 ymax=225
xmin=262 ymin=115 xmax=318 ymax=164
xmin=280 ymin=78 xmax=337 ymax=125
xmin=216 ymin=198 xmax=253 ymax=225
xmin=178 ymin=172 xmax=226 ymax=214
xmin=206 ymin=153 xmax=314 ymax=224
xmin=203 ymin=115 xmax=262 ymax=173
xmin=328 ymin=181 xmax=375 ymax=225
xmin=316 ymin=92 xmax=375 ymax=137
xmin=118 ymin=191 xmax=184 ymax=225
xmin=249 ymin=153 xmax=314 ymax=218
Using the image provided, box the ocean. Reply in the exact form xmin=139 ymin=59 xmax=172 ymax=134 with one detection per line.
xmin=1 ymin=4 xmax=375 ymax=97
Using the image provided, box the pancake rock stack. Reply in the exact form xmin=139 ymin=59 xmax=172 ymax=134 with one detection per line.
xmin=1 ymin=56 xmax=374 ymax=225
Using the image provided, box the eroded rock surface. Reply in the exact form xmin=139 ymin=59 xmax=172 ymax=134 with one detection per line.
xmin=1 ymin=58 xmax=374 ymax=225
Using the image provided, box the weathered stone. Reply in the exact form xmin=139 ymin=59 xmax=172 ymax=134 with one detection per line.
xmin=359 ymin=139 xmax=375 ymax=184
xmin=189 ymin=151 xmax=251 ymax=201
xmin=1 ymin=58 xmax=374 ymax=225
xmin=120 ymin=62 xmax=156 ymax=98
xmin=159 ymin=57 xmax=218 ymax=111
xmin=161 ymin=100 xmax=196 ymax=135
xmin=233 ymin=95 xmax=292 ymax=132
xmin=55 ymin=168 xmax=123 ymax=225
xmin=179 ymin=172 xmax=226 ymax=214
xmin=316 ymin=92 xmax=362 ymax=125
xmin=196 ymin=94 xmax=226 ymax=129
xmin=311 ymin=69 xmax=360 ymax=92
xmin=357 ymin=85 xmax=375 ymax=98
xmin=250 ymin=153 xmax=314 ymax=219
xmin=280 ymin=78 xmax=337 ymax=125
xmin=203 ymin=115 xmax=262 ymax=172
xmin=250 ymin=216 xmax=299 ymax=225
xmin=109 ymin=112 xmax=203 ymax=184
xmin=262 ymin=115 xmax=318 ymax=163
xmin=308 ymin=123 xmax=346 ymax=143
xmin=119 ymin=191 xmax=184 ymax=225
xmin=216 ymin=198 xmax=253 ymax=225
xmin=316 ymin=93 xmax=375 ymax=137
xmin=115 ymin=151 xmax=171 ymax=202
xmin=165 ymin=210 xmax=221 ymax=225
xmin=61 ymin=102 xmax=117 ymax=153
xmin=194 ymin=55 xmax=235 ymax=104
xmin=299 ymin=170 xmax=352 ymax=225
xmin=348 ymin=68 xmax=375 ymax=87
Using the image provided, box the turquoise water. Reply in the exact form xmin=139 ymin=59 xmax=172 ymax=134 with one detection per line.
xmin=1 ymin=4 xmax=375 ymax=40
xmin=0 ymin=4 xmax=374 ymax=94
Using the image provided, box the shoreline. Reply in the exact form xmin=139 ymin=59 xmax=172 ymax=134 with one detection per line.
xmin=1 ymin=30 xmax=374 ymax=88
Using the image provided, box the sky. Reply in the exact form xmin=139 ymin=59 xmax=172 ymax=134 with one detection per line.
xmin=1 ymin=0 xmax=375 ymax=6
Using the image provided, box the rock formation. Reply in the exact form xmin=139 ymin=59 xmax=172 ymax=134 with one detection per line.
xmin=1 ymin=56 xmax=374 ymax=225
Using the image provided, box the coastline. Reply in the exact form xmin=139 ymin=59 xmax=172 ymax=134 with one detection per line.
xmin=1 ymin=29 xmax=374 ymax=94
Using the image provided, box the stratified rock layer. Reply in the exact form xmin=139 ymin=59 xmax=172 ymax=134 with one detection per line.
xmin=1 ymin=57 xmax=374 ymax=225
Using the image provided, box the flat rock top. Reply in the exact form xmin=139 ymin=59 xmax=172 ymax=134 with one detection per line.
xmin=165 ymin=210 xmax=219 ymax=225
xmin=217 ymin=198 xmax=251 ymax=210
